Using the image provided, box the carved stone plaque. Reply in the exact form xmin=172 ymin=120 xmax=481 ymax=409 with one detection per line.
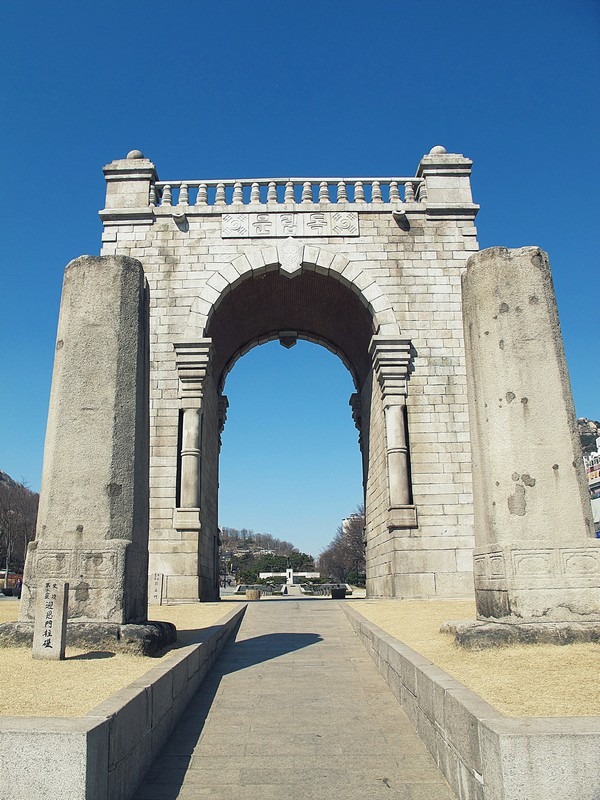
xmin=222 ymin=212 xmax=359 ymax=238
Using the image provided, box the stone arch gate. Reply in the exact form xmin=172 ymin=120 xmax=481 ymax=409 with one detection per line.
xmin=96 ymin=146 xmax=479 ymax=604
xmin=19 ymin=146 xmax=482 ymax=626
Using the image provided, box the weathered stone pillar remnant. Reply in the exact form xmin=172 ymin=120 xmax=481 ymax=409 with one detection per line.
xmin=462 ymin=246 xmax=599 ymax=626
xmin=11 ymin=255 xmax=174 ymax=652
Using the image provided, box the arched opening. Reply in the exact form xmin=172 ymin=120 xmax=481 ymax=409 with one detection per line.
xmin=171 ymin=267 xmax=418 ymax=601
xmin=218 ymin=339 xmax=364 ymax=559
xmin=206 ymin=269 xmax=375 ymax=391
xmin=208 ymin=268 xmax=375 ymax=562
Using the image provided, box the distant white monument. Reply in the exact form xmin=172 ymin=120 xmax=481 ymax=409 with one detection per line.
xmin=259 ymin=568 xmax=320 ymax=586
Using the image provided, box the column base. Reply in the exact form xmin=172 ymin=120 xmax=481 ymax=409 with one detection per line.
xmin=173 ymin=507 xmax=201 ymax=531
xmin=387 ymin=505 xmax=418 ymax=529
xmin=473 ymin=541 xmax=600 ymax=620
xmin=442 ymin=618 xmax=600 ymax=649
xmin=0 ymin=620 xmax=176 ymax=655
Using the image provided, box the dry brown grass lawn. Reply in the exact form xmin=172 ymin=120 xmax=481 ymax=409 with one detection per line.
xmin=2 ymin=596 xmax=598 ymax=719
xmin=0 ymin=599 xmax=242 ymax=718
xmin=352 ymin=599 xmax=600 ymax=718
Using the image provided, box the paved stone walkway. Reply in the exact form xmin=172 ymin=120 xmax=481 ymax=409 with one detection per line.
xmin=134 ymin=599 xmax=456 ymax=799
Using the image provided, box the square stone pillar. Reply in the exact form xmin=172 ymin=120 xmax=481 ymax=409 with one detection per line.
xmin=463 ymin=247 xmax=599 ymax=622
xmin=101 ymin=151 xmax=157 ymax=211
xmin=20 ymin=255 xmax=150 ymax=625
xmin=416 ymin=146 xmax=478 ymax=210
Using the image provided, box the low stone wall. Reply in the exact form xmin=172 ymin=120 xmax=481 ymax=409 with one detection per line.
xmin=343 ymin=604 xmax=600 ymax=800
xmin=0 ymin=603 xmax=246 ymax=800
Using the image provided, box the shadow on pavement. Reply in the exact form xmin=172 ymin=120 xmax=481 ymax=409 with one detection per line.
xmin=135 ymin=631 xmax=322 ymax=799
xmin=220 ymin=631 xmax=322 ymax=674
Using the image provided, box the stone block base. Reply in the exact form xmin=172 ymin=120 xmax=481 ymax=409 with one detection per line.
xmin=441 ymin=618 xmax=600 ymax=649
xmin=0 ymin=620 xmax=176 ymax=656
xmin=473 ymin=541 xmax=600 ymax=620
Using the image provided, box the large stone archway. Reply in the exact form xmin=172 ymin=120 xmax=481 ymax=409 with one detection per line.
xmin=94 ymin=147 xmax=480 ymax=603
xmin=20 ymin=147 xmax=481 ymax=615
xmin=14 ymin=148 xmax=600 ymax=645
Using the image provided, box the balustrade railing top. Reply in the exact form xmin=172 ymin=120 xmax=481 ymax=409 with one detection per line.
xmin=150 ymin=176 xmax=426 ymax=208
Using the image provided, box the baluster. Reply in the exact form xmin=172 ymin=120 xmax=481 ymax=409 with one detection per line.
xmin=232 ymin=181 xmax=243 ymax=204
xmin=417 ymin=181 xmax=427 ymax=202
xmin=302 ymin=182 xmax=312 ymax=203
xmin=371 ymin=181 xmax=383 ymax=203
xmin=195 ymin=183 xmax=208 ymax=205
xmin=250 ymin=182 xmax=261 ymax=204
xmin=149 ymin=185 xmax=157 ymax=206
xmin=318 ymin=181 xmax=330 ymax=203
xmin=267 ymin=181 xmax=278 ymax=203
xmin=215 ymin=182 xmax=226 ymax=204
xmin=284 ymin=181 xmax=295 ymax=204
xmin=389 ymin=181 xmax=400 ymax=203
xmin=404 ymin=181 xmax=415 ymax=202
xmin=354 ymin=181 xmax=365 ymax=202
xmin=337 ymin=181 xmax=348 ymax=203
xmin=178 ymin=183 xmax=189 ymax=205
xmin=162 ymin=184 xmax=172 ymax=206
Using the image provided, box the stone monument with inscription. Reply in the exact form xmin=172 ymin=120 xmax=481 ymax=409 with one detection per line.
xmin=32 ymin=580 xmax=69 ymax=660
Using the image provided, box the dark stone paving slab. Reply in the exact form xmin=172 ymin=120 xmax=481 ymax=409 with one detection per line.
xmin=133 ymin=599 xmax=456 ymax=799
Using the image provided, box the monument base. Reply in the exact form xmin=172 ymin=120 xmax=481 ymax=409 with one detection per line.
xmin=0 ymin=620 xmax=176 ymax=656
xmin=441 ymin=618 xmax=600 ymax=649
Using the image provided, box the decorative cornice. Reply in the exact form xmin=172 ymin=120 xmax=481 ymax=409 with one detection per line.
xmin=369 ymin=336 xmax=413 ymax=401
xmin=174 ymin=340 xmax=212 ymax=401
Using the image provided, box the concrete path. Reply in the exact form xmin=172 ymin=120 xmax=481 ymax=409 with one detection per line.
xmin=133 ymin=599 xmax=456 ymax=799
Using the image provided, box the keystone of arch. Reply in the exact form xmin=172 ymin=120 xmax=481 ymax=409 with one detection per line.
xmin=187 ymin=243 xmax=401 ymax=338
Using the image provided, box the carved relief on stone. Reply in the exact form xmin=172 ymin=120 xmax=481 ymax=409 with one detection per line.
xmin=221 ymin=212 xmax=359 ymax=238
xmin=79 ymin=551 xmax=118 ymax=578
xmin=279 ymin=237 xmax=302 ymax=278
xmin=332 ymin=211 xmax=359 ymax=235
xmin=512 ymin=551 xmax=555 ymax=577
xmin=489 ymin=554 xmax=505 ymax=578
xmin=35 ymin=551 xmax=72 ymax=577
xmin=222 ymin=214 xmax=249 ymax=237
xmin=562 ymin=549 xmax=600 ymax=576
xmin=473 ymin=555 xmax=487 ymax=578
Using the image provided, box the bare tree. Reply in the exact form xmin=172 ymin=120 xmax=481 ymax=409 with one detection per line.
xmin=0 ymin=477 xmax=38 ymax=586
xmin=318 ymin=505 xmax=366 ymax=585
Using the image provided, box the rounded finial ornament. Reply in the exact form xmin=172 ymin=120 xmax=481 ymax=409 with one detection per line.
xmin=126 ymin=149 xmax=145 ymax=160
xmin=429 ymin=145 xmax=447 ymax=155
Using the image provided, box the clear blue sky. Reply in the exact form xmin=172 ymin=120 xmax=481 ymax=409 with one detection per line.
xmin=1 ymin=1 xmax=598 ymax=556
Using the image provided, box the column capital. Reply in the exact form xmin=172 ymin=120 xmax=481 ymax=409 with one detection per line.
xmin=369 ymin=336 xmax=413 ymax=402
xmin=174 ymin=339 xmax=212 ymax=402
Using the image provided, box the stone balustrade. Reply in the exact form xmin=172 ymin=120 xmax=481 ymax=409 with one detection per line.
xmin=150 ymin=176 xmax=426 ymax=208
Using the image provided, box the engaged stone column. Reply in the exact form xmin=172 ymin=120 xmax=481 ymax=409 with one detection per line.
xmin=463 ymin=247 xmax=599 ymax=622
xmin=173 ymin=341 xmax=212 ymax=531
xmin=20 ymin=255 xmax=150 ymax=625
xmin=370 ymin=337 xmax=417 ymax=528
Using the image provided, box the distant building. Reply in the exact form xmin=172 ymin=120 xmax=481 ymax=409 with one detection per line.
xmin=583 ymin=436 xmax=600 ymax=533
xmin=342 ymin=514 xmax=364 ymax=534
